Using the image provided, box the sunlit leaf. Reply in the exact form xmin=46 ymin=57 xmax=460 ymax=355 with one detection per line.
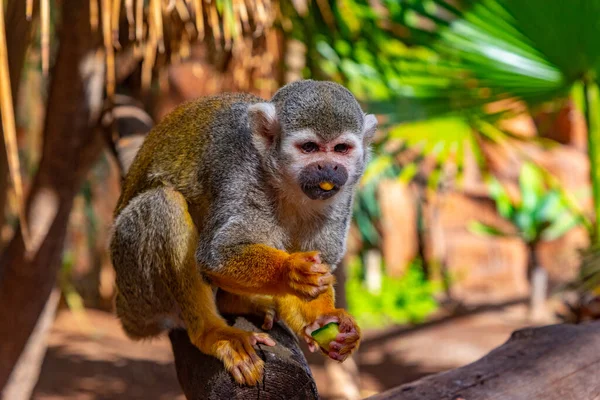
xmin=468 ymin=220 xmax=513 ymax=237
xmin=542 ymin=213 xmax=581 ymax=241
xmin=534 ymin=189 xmax=563 ymax=224
xmin=488 ymin=178 xmax=514 ymax=219
xmin=519 ymin=162 xmax=545 ymax=214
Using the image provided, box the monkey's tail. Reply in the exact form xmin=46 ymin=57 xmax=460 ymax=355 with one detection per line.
xmin=101 ymin=94 xmax=153 ymax=178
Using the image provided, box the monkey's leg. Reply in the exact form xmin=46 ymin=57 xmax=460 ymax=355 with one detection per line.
xmin=276 ymin=285 xmax=361 ymax=362
xmin=111 ymin=187 xmax=274 ymax=385
xmin=216 ymin=291 xmax=277 ymax=330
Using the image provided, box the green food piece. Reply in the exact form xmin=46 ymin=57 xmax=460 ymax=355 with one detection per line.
xmin=311 ymin=322 xmax=340 ymax=352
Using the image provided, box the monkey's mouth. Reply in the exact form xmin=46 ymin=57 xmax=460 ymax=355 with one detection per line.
xmin=302 ymin=183 xmax=341 ymax=200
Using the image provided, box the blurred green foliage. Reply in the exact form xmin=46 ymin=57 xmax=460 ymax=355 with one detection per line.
xmin=298 ymin=0 xmax=600 ymax=302
xmin=469 ymin=163 xmax=583 ymax=244
xmin=346 ymin=257 xmax=441 ymax=327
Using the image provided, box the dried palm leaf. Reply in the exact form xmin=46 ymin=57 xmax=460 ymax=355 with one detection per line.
xmin=41 ymin=0 xmax=49 ymax=76
xmin=0 ymin=1 xmax=32 ymax=251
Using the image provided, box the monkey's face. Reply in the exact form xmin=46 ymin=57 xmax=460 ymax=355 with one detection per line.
xmin=279 ymin=130 xmax=364 ymax=201
xmin=247 ymin=80 xmax=378 ymax=202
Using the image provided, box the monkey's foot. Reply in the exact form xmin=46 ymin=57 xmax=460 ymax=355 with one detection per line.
xmin=196 ymin=327 xmax=276 ymax=385
xmin=303 ymin=309 xmax=361 ymax=362
xmin=285 ymin=251 xmax=334 ymax=300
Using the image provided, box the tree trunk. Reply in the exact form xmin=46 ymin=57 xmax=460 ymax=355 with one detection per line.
xmin=0 ymin=0 xmax=105 ymax=391
xmin=528 ymin=244 xmax=549 ymax=322
xmin=169 ymin=315 xmax=319 ymax=399
xmin=0 ymin=0 xmax=35 ymax=239
xmin=368 ymin=322 xmax=600 ymax=400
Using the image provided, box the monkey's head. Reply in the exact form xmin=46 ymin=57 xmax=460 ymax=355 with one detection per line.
xmin=248 ymin=80 xmax=377 ymax=202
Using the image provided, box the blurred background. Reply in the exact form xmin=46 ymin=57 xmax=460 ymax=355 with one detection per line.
xmin=2 ymin=0 xmax=600 ymax=399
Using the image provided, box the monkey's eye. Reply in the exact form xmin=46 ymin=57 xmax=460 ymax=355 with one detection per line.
xmin=334 ymin=144 xmax=350 ymax=154
xmin=301 ymin=142 xmax=319 ymax=153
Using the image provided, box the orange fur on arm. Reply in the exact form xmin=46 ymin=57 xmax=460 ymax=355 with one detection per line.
xmin=204 ymin=244 xmax=291 ymax=296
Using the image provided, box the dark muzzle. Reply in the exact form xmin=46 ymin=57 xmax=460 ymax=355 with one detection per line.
xmin=298 ymin=162 xmax=349 ymax=200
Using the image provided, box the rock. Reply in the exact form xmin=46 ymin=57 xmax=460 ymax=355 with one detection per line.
xmin=536 ymin=226 xmax=590 ymax=285
xmin=443 ymin=233 xmax=529 ymax=304
xmin=534 ymin=100 xmax=587 ymax=151
xmin=430 ymin=193 xmax=528 ymax=304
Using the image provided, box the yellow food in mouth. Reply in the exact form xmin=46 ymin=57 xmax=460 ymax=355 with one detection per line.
xmin=319 ymin=182 xmax=334 ymax=191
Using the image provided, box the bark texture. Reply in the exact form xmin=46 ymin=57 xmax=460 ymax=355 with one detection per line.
xmin=368 ymin=322 xmax=600 ymax=400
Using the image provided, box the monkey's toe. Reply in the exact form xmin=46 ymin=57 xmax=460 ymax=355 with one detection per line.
xmin=212 ymin=328 xmax=274 ymax=386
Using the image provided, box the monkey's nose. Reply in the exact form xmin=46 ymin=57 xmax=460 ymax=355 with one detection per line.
xmin=317 ymin=164 xmax=338 ymax=171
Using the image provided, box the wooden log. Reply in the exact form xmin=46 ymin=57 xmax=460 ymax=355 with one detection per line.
xmin=168 ymin=315 xmax=319 ymax=400
xmin=368 ymin=321 xmax=600 ymax=400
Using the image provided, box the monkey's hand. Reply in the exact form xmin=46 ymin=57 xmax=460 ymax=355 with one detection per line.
xmin=303 ymin=309 xmax=361 ymax=362
xmin=284 ymin=251 xmax=334 ymax=300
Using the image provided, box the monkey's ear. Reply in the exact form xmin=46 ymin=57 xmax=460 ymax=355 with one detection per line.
xmin=248 ymin=103 xmax=280 ymax=151
xmin=363 ymin=114 xmax=378 ymax=144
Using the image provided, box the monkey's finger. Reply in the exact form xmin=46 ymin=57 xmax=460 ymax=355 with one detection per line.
xmin=304 ymin=321 xmax=321 ymax=336
xmin=301 ymin=251 xmax=322 ymax=264
xmin=251 ymin=333 xmax=276 ymax=347
xmin=239 ymin=362 xmax=259 ymax=386
xmin=230 ymin=366 xmax=245 ymax=384
xmin=302 ymin=337 xmax=318 ymax=353
xmin=329 ymin=338 xmax=358 ymax=356
xmin=290 ymin=275 xmax=327 ymax=289
xmin=290 ymin=271 xmax=333 ymax=286
xmin=291 ymin=264 xmax=331 ymax=279
xmin=306 ymin=263 xmax=330 ymax=274
xmin=328 ymin=341 xmax=342 ymax=351
xmin=335 ymin=332 xmax=360 ymax=344
xmin=298 ymin=264 xmax=333 ymax=279
xmin=338 ymin=344 xmax=357 ymax=356
xmin=242 ymin=341 xmax=263 ymax=365
xmin=313 ymin=315 xmax=340 ymax=327
xmin=319 ymin=274 xmax=335 ymax=286
xmin=327 ymin=351 xmax=348 ymax=362
xmin=290 ymin=251 xmax=321 ymax=265
xmin=334 ymin=313 xmax=358 ymax=332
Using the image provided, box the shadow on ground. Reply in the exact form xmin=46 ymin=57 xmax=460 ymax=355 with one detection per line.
xmin=32 ymin=305 xmax=532 ymax=399
xmin=34 ymin=345 xmax=182 ymax=400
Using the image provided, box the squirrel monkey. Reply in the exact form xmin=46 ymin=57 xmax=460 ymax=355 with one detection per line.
xmin=109 ymin=79 xmax=377 ymax=386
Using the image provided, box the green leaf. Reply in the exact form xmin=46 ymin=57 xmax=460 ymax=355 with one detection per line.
xmin=519 ymin=162 xmax=544 ymax=214
xmin=534 ymin=190 xmax=564 ymax=224
xmin=488 ymin=178 xmax=514 ymax=219
xmin=468 ymin=220 xmax=513 ymax=237
xmin=398 ymin=163 xmax=418 ymax=184
xmin=541 ymin=213 xmax=581 ymax=241
xmin=514 ymin=210 xmax=537 ymax=242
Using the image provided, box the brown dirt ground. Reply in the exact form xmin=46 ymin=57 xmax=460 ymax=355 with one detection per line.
xmin=31 ymin=305 xmax=537 ymax=399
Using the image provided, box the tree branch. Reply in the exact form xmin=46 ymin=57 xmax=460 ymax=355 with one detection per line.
xmin=368 ymin=322 xmax=600 ymax=400
xmin=168 ymin=315 xmax=319 ymax=400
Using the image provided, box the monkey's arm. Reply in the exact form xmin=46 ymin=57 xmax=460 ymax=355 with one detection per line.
xmin=276 ymin=285 xmax=360 ymax=362
xmin=199 ymin=220 xmax=334 ymax=300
